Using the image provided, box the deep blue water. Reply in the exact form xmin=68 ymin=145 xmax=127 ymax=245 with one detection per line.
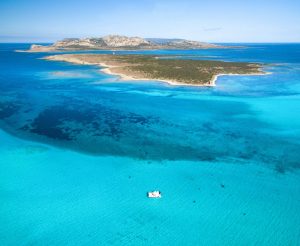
xmin=0 ymin=43 xmax=300 ymax=245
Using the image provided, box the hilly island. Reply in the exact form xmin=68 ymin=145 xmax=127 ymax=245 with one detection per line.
xmin=26 ymin=35 xmax=226 ymax=52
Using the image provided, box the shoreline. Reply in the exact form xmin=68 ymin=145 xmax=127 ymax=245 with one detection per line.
xmin=43 ymin=55 xmax=268 ymax=87
xmin=17 ymin=45 xmax=236 ymax=53
xmin=16 ymin=46 xmax=230 ymax=53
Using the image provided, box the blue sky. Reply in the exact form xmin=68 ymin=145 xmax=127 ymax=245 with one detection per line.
xmin=1 ymin=0 xmax=300 ymax=42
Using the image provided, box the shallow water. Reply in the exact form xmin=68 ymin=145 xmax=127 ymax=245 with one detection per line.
xmin=0 ymin=43 xmax=300 ymax=245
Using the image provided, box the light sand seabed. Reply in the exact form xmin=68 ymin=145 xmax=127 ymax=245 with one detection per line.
xmin=44 ymin=55 xmax=269 ymax=87
xmin=210 ymin=71 xmax=271 ymax=86
xmin=1 ymin=128 xmax=300 ymax=245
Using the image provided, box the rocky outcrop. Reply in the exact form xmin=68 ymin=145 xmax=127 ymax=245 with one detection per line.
xmin=166 ymin=39 xmax=220 ymax=48
xmin=102 ymin=35 xmax=151 ymax=47
xmin=51 ymin=35 xmax=152 ymax=49
xmin=26 ymin=44 xmax=57 ymax=52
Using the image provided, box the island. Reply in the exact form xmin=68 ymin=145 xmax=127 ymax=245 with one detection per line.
xmin=44 ymin=54 xmax=265 ymax=86
xmin=22 ymin=35 xmax=230 ymax=52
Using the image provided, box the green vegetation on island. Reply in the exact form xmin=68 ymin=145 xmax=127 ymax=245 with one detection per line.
xmin=45 ymin=54 xmax=265 ymax=86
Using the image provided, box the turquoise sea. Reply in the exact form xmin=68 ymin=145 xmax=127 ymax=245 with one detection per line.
xmin=0 ymin=44 xmax=300 ymax=245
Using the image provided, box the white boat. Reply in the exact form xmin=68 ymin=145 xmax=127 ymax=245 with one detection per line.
xmin=147 ymin=191 xmax=161 ymax=198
